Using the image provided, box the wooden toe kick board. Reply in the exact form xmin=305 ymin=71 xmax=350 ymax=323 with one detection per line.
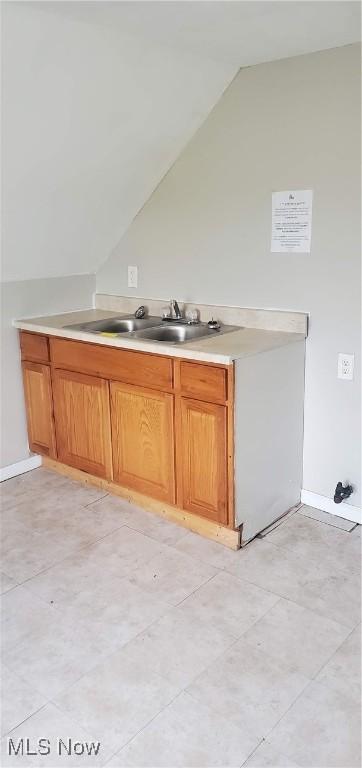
xmin=43 ymin=456 xmax=241 ymax=550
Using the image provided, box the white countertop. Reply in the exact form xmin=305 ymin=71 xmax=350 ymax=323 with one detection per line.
xmin=14 ymin=309 xmax=305 ymax=364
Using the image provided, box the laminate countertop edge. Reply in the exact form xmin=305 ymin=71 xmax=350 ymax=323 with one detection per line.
xmin=14 ymin=311 xmax=306 ymax=365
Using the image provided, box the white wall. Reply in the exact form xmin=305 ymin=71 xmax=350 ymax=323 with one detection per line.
xmin=98 ymin=45 xmax=361 ymax=509
xmin=1 ymin=1 xmax=236 ymax=471
xmin=0 ymin=275 xmax=95 ymax=470
xmin=1 ymin=2 xmax=235 ymax=281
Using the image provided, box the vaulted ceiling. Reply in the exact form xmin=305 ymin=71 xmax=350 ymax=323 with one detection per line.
xmin=2 ymin=1 xmax=360 ymax=281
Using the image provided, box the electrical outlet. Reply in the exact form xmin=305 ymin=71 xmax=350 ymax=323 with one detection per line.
xmin=128 ymin=266 xmax=138 ymax=288
xmin=338 ymin=353 xmax=354 ymax=381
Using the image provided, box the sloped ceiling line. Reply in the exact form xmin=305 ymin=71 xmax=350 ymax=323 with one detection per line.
xmin=2 ymin=1 xmax=360 ymax=282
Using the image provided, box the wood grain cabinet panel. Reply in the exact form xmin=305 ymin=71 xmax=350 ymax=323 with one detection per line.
xmin=20 ymin=332 xmax=49 ymax=363
xmin=179 ymin=397 xmax=228 ymax=524
xmin=50 ymin=338 xmax=173 ymax=391
xmin=21 ymin=361 xmax=56 ymax=457
xmin=52 ymin=369 xmax=112 ymax=479
xmin=111 ymin=382 xmax=175 ymax=503
xmin=179 ymin=361 xmax=227 ymax=403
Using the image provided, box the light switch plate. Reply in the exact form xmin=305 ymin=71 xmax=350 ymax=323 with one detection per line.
xmin=338 ymin=353 xmax=354 ymax=381
xmin=128 ymin=266 xmax=138 ymax=288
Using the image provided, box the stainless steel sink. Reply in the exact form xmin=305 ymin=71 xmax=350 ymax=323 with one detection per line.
xmin=64 ymin=314 xmax=241 ymax=344
xmin=132 ymin=322 xmax=240 ymax=344
xmin=64 ymin=316 xmax=163 ymax=334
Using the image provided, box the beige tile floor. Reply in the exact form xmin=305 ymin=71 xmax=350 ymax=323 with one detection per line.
xmin=0 ymin=467 xmax=361 ymax=768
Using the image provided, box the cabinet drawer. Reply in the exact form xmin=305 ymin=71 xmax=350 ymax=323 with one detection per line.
xmin=179 ymin=361 xmax=227 ymax=403
xmin=50 ymin=337 xmax=173 ymax=391
xmin=20 ymin=331 xmax=49 ymax=363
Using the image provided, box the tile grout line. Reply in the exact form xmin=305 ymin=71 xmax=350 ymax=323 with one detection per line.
xmin=256 ymin=506 xmax=299 ymax=538
xmin=264 ymin=512 xmax=359 ymax=574
xmin=44 ymin=601 xmax=181 ymax=715
xmin=232 ymin=608 xmax=356 ymax=717
xmin=181 ymin=597 xmax=358 ymax=762
xmin=222 ymin=546 xmax=361 ymax=630
xmin=298 ymin=506 xmax=358 ymax=533
xmin=93 ymin=689 xmax=185 ymax=767
xmin=183 ymin=634 xmax=312 ymax=741
xmin=310 ymin=622 xmax=359 ymax=683
xmin=82 ymin=491 xmax=110 ymax=508
xmin=12 ymin=521 xmax=134 ymax=591
xmin=250 ymin=677 xmax=321 ymax=761
xmin=239 ymin=738 xmax=267 ymax=768
xmin=173 ymin=570 xmax=223 ymax=608
xmin=298 ymin=514 xmax=359 ymax=537
xmin=73 ymin=567 xmax=245 ymax=700
xmin=3 ymin=702 xmax=50 ymax=739
xmin=124 ymin=613 xmax=244 ymax=695
xmin=185 ymin=687 xmax=264 ymax=757
xmin=5 ymin=521 xmax=221 ymax=663
xmin=5 ymin=566 xmax=172 ymax=670
xmin=3 ymin=473 xmax=360 ymax=767
xmin=50 ymin=674 xmax=184 ymax=764
xmin=174 ymin=578 xmax=283 ymax=643
xmin=242 ymin=657 xmax=361 ymax=765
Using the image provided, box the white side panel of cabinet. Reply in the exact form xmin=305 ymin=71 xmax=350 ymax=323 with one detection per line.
xmin=234 ymin=341 xmax=305 ymax=543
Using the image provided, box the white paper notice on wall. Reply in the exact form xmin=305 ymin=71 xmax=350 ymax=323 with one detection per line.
xmin=271 ymin=190 xmax=313 ymax=253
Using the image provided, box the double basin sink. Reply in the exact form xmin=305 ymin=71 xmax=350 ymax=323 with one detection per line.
xmin=65 ymin=315 xmax=240 ymax=345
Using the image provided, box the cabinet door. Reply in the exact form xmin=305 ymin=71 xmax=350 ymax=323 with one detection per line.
xmin=22 ymin=361 xmax=57 ymax=457
xmin=52 ymin=369 xmax=112 ymax=479
xmin=179 ymin=397 xmax=228 ymax=524
xmin=110 ymin=382 xmax=175 ymax=503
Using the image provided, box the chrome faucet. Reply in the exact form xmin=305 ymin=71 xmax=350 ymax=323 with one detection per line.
xmin=170 ymin=299 xmax=182 ymax=320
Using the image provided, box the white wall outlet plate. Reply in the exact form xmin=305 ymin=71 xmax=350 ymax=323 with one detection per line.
xmin=338 ymin=353 xmax=354 ymax=381
xmin=128 ymin=265 xmax=138 ymax=288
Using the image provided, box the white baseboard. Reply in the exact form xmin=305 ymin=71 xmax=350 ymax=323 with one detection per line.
xmin=301 ymin=489 xmax=361 ymax=525
xmin=0 ymin=455 xmax=42 ymax=482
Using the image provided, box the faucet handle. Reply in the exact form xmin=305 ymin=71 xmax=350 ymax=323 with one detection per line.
xmin=161 ymin=305 xmax=171 ymax=319
xmin=185 ymin=308 xmax=199 ymax=324
xmin=134 ymin=305 xmax=146 ymax=319
xmin=208 ymin=318 xmax=221 ymax=330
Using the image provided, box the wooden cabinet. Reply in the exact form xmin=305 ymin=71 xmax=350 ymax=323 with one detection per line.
xmin=179 ymin=361 xmax=227 ymax=403
xmin=178 ymin=397 xmax=228 ymax=524
xmin=52 ymin=369 xmax=112 ymax=479
xmin=21 ymin=361 xmax=56 ymax=458
xmin=50 ymin=338 xmax=173 ymax=391
xmin=19 ymin=332 xmax=236 ymax=544
xmin=20 ymin=332 xmax=49 ymax=363
xmin=110 ymin=381 xmax=175 ymax=503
